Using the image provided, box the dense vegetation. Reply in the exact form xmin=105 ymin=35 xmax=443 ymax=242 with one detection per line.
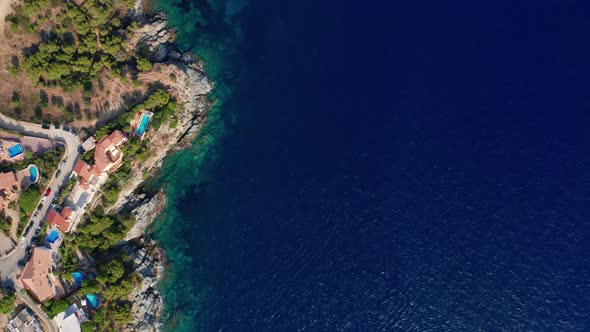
xmin=55 ymin=205 xmax=138 ymax=329
xmin=8 ymin=0 xmax=137 ymax=90
xmin=43 ymin=298 xmax=71 ymax=318
xmin=82 ymin=262 xmax=137 ymax=329
xmin=0 ymin=292 xmax=15 ymax=314
xmin=74 ymin=208 xmax=134 ymax=251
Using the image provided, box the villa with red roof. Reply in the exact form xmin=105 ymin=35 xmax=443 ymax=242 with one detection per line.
xmin=46 ymin=208 xmax=74 ymax=233
xmin=19 ymin=247 xmax=56 ymax=302
xmin=73 ymin=130 xmax=127 ymax=192
xmin=72 ymin=160 xmax=100 ymax=192
xmin=94 ymin=130 xmax=127 ymax=174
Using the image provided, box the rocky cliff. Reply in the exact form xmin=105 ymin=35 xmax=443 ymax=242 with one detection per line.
xmin=119 ymin=5 xmax=214 ymax=331
xmin=124 ymin=241 xmax=165 ymax=332
xmin=112 ymin=10 xmax=213 ymax=212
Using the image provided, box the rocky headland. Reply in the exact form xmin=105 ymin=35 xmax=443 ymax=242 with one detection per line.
xmin=117 ymin=4 xmax=213 ymax=331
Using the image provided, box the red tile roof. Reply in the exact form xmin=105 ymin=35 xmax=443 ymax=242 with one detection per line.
xmin=61 ymin=207 xmax=73 ymax=219
xmin=73 ymin=160 xmax=99 ymax=191
xmin=19 ymin=247 xmax=55 ymax=302
xmin=94 ymin=130 xmax=126 ymax=173
xmin=46 ymin=209 xmax=71 ymax=233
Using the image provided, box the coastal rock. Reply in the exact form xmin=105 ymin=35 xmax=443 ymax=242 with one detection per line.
xmin=132 ymin=14 xmax=174 ymax=62
xmin=174 ymin=63 xmax=213 ymax=114
xmin=125 ymin=242 xmax=165 ymax=332
xmin=125 ymin=192 xmax=167 ymax=241
xmin=112 ymin=13 xmax=212 ymax=211
xmin=119 ymin=2 xmax=214 ymax=331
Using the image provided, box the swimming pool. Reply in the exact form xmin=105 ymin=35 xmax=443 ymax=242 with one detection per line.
xmin=135 ymin=114 xmax=151 ymax=136
xmin=29 ymin=165 xmax=38 ymax=183
xmin=85 ymin=294 xmax=99 ymax=309
xmin=72 ymin=272 xmax=84 ymax=287
xmin=8 ymin=143 xmax=23 ymax=158
xmin=47 ymin=230 xmax=59 ymax=243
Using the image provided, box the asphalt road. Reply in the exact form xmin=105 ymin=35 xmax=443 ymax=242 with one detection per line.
xmin=17 ymin=291 xmax=58 ymax=332
xmin=0 ymin=113 xmax=81 ymax=284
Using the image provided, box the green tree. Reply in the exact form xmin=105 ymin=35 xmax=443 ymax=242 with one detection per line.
xmin=42 ymin=298 xmax=70 ymax=318
xmin=0 ymin=292 xmax=15 ymax=314
xmin=136 ymin=57 xmax=152 ymax=71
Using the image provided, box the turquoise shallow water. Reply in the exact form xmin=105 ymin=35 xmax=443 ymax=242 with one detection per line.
xmin=150 ymin=2 xmax=242 ymax=330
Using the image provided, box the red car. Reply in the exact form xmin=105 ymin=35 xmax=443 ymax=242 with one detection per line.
xmin=44 ymin=188 xmax=51 ymax=196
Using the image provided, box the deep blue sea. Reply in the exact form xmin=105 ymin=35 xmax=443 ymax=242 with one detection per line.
xmin=151 ymin=1 xmax=590 ymax=331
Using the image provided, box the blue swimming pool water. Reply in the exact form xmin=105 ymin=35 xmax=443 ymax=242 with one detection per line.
xmin=135 ymin=115 xmax=150 ymax=136
xmin=29 ymin=165 xmax=38 ymax=183
xmin=85 ymin=294 xmax=99 ymax=309
xmin=72 ymin=272 xmax=84 ymax=287
xmin=8 ymin=144 xmax=23 ymax=158
xmin=46 ymin=230 xmax=59 ymax=244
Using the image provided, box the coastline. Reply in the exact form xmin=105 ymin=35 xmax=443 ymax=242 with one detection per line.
xmin=0 ymin=0 xmax=212 ymax=330
xmin=115 ymin=2 xmax=214 ymax=330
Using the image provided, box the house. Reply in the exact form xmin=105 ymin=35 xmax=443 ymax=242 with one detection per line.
xmin=54 ymin=303 xmax=87 ymax=332
xmin=7 ymin=308 xmax=43 ymax=332
xmin=73 ymin=131 xmax=127 ymax=193
xmin=94 ymin=130 xmax=127 ymax=174
xmin=46 ymin=208 xmax=73 ymax=233
xmin=19 ymin=247 xmax=56 ymax=302
xmin=72 ymin=160 xmax=100 ymax=192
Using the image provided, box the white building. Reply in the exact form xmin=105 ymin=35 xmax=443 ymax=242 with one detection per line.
xmin=53 ymin=304 xmax=87 ymax=332
xmin=7 ymin=308 xmax=43 ymax=332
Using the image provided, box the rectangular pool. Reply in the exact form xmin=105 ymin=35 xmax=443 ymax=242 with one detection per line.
xmin=8 ymin=143 xmax=23 ymax=158
xmin=135 ymin=114 xmax=151 ymax=136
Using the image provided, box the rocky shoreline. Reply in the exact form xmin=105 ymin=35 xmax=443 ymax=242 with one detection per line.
xmin=114 ymin=3 xmax=213 ymax=331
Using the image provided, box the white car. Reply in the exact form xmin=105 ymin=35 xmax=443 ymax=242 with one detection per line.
xmin=20 ymin=236 xmax=25 ymax=244
xmin=41 ymin=196 xmax=47 ymax=204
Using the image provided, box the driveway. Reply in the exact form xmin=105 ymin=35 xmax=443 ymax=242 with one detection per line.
xmin=0 ymin=113 xmax=81 ymax=284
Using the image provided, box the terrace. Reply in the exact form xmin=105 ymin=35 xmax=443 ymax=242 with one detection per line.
xmin=0 ymin=139 xmax=24 ymax=161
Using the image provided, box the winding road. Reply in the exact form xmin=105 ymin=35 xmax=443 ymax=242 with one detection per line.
xmin=0 ymin=113 xmax=81 ymax=285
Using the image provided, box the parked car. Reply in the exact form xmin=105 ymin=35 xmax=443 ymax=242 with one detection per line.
xmin=56 ymin=170 xmax=61 ymax=177
xmin=54 ymin=122 xmax=60 ymax=129
xmin=41 ymin=123 xmax=50 ymax=129
xmin=45 ymin=188 xmax=51 ymax=196
xmin=63 ymin=126 xmax=70 ymax=132
xmin=41 ymin=196 xmax=47 ymax=204
xmin=33 ymin=211 xmax=39 ymax=218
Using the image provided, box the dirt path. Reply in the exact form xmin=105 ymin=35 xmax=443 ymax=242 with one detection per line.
xmin=0 ymin=0 xmax=16 ymax=47
xmin=6 ymin=208 xmax=19 ymax=240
